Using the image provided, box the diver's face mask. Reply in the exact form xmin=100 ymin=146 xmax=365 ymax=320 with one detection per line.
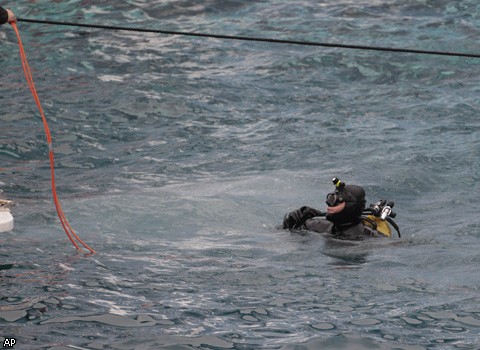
xmin=325 ymin=189 xmax=354 ymax=207
xmin=326 ymin=192 xmax=343 ymax=207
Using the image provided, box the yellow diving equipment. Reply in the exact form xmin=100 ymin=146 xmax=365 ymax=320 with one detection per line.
xmin=365 ymin=215 xmax=392 ymax=237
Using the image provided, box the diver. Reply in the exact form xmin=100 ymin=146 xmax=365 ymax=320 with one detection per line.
xmin=282 ymin=177 xmax=400 ymax=240
xmin=0 ymin=6 xmax=16 ymax=25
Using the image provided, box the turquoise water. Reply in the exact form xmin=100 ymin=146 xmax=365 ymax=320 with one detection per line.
xmin=1 ymin=1 xmax=480 ymax=349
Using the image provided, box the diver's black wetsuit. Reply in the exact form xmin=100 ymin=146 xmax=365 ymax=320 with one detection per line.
xmin=283 ymin=206 xmax=383 ymax=240
xmin=304 ymin=215 xmax=383 ymax=240
xmin=0 ymin=7 xmax=8 ymax=25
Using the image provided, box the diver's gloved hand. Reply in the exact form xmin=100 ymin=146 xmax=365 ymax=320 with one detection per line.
xmin=282 ymin=206 xmax=323 ymax=229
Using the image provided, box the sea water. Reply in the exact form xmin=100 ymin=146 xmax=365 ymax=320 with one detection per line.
xmin=1 ymin=1 xmax=480 ymax=349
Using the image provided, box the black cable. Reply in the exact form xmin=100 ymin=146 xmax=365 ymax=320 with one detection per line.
xmin=17 ymin=18 xmax=480 ymax=59
xmin=386 ymin=217 xmax=401 ymax=238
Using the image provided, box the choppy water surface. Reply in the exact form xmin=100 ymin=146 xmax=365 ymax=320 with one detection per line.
xmin=1 ymin=1 xmax=480 ymax=349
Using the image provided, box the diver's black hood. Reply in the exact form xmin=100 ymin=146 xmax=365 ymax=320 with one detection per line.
xmin=326 ymin=185 xmax=366 ymax=227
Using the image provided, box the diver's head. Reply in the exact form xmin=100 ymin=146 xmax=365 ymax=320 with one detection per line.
xmin=325 ymin=179 xmax=366 ymax=227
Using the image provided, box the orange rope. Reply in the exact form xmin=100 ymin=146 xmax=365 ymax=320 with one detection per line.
xmin=11 ymin=22 xmax=95 ymax=254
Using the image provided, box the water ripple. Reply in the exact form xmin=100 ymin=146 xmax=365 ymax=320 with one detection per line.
xmin=2 ymin=0 xmax=480 ymax=349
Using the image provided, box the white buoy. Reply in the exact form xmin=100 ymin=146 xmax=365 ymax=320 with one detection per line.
xmin=0 ymin=210 xmax=14 ymax=232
